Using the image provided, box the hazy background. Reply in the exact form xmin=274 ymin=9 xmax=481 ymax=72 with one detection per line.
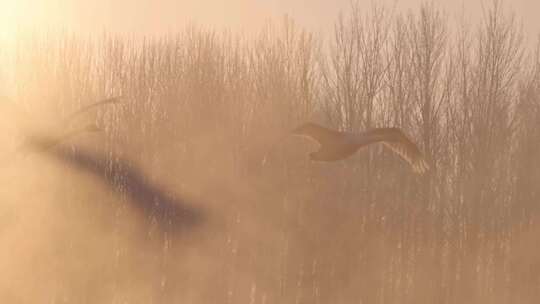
xmin=2 ymin=1 xmax=540 ymax=303
xmin=1 ymin=0 xmax=540 ymax=36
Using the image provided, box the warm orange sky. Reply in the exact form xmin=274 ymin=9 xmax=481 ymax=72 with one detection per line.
xmin=1 ymin=0 xmax=539 ymax=38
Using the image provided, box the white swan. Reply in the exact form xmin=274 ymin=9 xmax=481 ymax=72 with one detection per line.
xmin=292 ymin=122 xmax=429 ymax=174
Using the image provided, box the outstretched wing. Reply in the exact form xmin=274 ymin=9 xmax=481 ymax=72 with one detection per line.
xmin=376 ymin=128 xmax=429 ymax=174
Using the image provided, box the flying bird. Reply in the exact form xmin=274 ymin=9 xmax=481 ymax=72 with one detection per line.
xmin=292 ymin=122 xmax=429 ymax=174
xmin=3 ymin=96 xmax=122 ymax=155
xmin=19 ymin=123 xmax=102 ymax=154
xmin=36 ymin=145 xmax=205 ymax=234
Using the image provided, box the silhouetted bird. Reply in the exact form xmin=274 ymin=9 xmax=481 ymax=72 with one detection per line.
xmin=35 ymin=144 xmax=204 ymax=234
xmin=7 ymin=96 xmax=122 ymax=154
xmin=292 ymin=122 xmax=429 ymax=174
xmin=19 ymin=123 xmax=101 ymax=154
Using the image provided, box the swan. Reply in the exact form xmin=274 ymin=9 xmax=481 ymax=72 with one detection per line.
xmin=292 ymin=122 xmax=429 ymax=174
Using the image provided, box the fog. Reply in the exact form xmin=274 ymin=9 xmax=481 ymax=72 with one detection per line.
xmin=1 ymin=1 xmax=540 ymax=303
xmin=2 ymin=0 xmax=540 ymax=36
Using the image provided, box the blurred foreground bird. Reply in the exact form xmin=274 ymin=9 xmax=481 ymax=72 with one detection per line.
xmin=1 ymin=96 xmax=122 ymax=155
xmin=31 ymin=144 xmax=205 ymax=233
xmin=292 ymin=122 xmax=429 ymax=174
xmin=18 ymin=123 xmax=102 ymax=154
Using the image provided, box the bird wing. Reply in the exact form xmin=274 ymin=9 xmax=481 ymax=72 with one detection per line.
xmin=376 ymin=128 xmax=430 ymax=174
xmin=64 ymin=96 xmax=123 ymax=126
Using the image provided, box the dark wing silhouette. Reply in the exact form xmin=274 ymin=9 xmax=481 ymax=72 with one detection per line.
xmin=28 ymin=141 xmax=204 ymax=234
xmin=369 ymin=128 xmax=429 ymax=174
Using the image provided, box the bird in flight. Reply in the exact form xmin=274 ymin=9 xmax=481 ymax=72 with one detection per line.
xmin=2 ymin=96 xmax=123 ymax=155
xmin=292 ymin=122 xmax=429 ymax=174
xmin=19 ymin=123 xmax=102 ymax=154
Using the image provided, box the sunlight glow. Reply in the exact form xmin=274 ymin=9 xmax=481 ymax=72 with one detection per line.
xmin=0 ymin=0 xmax=19 ymax=44
xmin=0 ymin=0 xmax=64 ymax=47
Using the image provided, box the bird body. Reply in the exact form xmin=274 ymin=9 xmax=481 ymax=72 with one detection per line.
xmin=292 ymin=123 xmax=429 ymax=174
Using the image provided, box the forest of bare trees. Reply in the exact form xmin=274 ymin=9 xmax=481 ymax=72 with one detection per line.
xmin=1 ymin=2 xmax=540 ymax=303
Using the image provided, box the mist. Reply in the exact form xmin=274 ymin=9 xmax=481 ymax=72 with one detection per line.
xmin=2 ymin=1 xmax=540 ymax=303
